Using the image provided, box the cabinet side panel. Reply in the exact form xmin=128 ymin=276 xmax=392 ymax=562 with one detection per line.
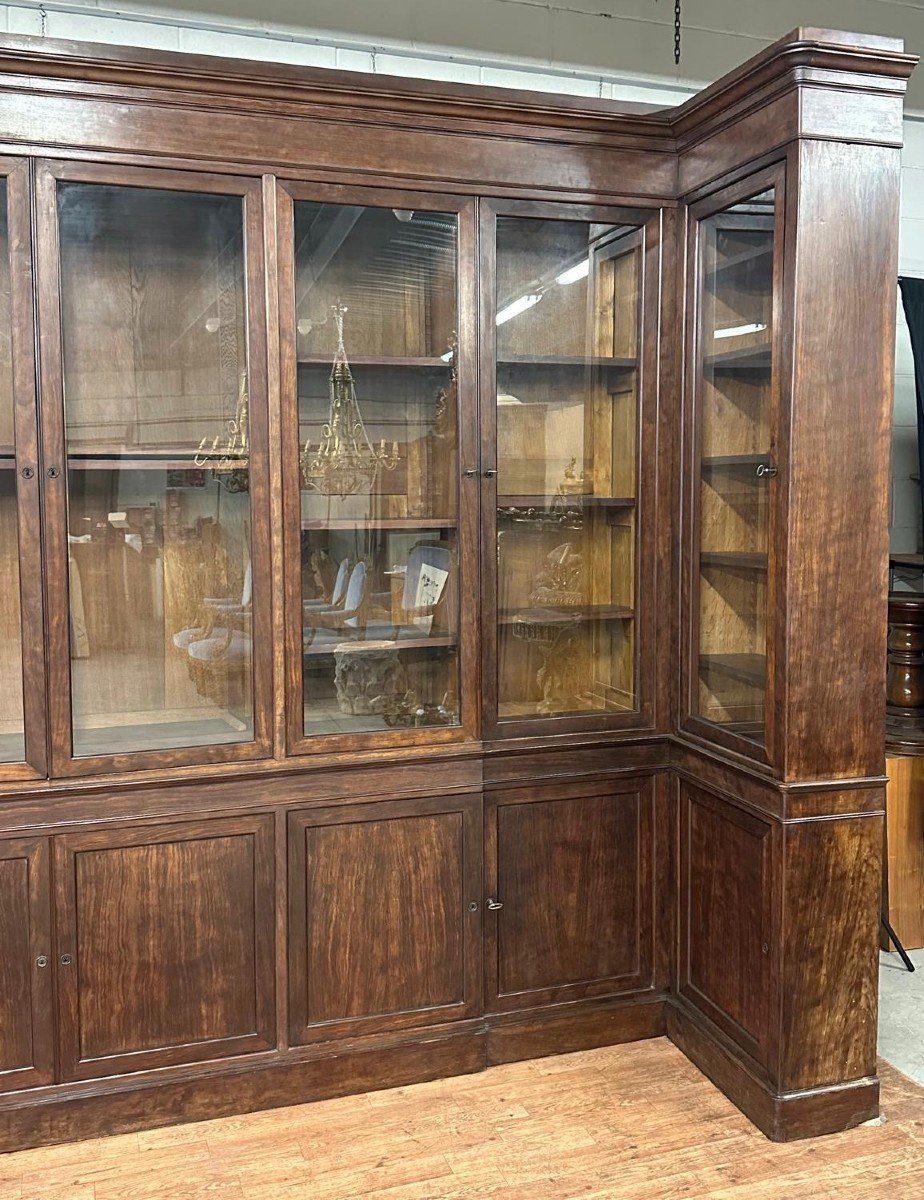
xmin=780 ymin=812 xmax=882 ymax=1090
xmin=785 ymin=139 xmax=900 ymax=780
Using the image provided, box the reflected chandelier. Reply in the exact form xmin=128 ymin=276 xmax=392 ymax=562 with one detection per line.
xmin=300 ymin=302 xmax=401 ymax=497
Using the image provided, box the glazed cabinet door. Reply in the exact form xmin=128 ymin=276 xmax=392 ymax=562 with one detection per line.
xmin=682 ymin=165 xmax=786 ymax=766
xmin=481 ymin=201 xmax=661 ymax=738
xmin=277 ymin=184 xmax=477 ymax=754
xmin=288 ymin=795 xmax=481 ymax=1043
xmin=0 ymin=837 xmax=54 ymax=1091
xmin=0 ymin=159 xmax=46 ymax=779
xmin=35 ymin=161 xmax=272 ymax=775
xmin=485 ymin=781 xmax=655 ymax=1012
xmin=54 ymin=815 xmax=276 ymax=1081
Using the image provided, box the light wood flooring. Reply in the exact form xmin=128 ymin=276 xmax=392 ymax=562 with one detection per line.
xmin=2 ymin=1039 xmax=923 ymax=1199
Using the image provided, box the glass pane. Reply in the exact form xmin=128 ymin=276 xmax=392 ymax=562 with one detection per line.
xmin=0 ymin=180 xmax=25 ymax=762
xmin=58 ymin=183 xmax=254 ymax=756
xmin=495 ymin=216 xmax=641 ymax=720
xmin=294 ymin=202 xmax=460 ymax=735
xmin=695 ymin=187 xmax=775 ymax=746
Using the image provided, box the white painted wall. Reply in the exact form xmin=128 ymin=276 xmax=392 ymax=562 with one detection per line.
xmin=2 ymin=0 xmax=923 ymax=551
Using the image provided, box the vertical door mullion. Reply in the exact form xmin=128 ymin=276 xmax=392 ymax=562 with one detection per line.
xmin=33 ymin=161 xmax=72 ymax=775
xmin=5 ymin=160 xmax=47 ymax=778
xmin=457 ymin=197 xmax=481 ymax=743
xmin=478 ymin=202 xmax=500 ymax=738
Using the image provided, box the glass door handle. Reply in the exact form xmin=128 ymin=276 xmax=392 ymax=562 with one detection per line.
xmin=486 ymin=897 xmax=503 ymax=911
xmin=756 ymin=463 xmax=778 ymax=479
xmin=463 ymin=468 xmax=479 ymax=478
xmin=482 ymin=469 xmax=498 ymax=479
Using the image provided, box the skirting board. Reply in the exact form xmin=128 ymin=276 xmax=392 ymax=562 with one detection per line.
xmin=0 ymin=995 xmax=667 ymax=1154
xmin=666 ymin=1001 xmax=880 ymax=1141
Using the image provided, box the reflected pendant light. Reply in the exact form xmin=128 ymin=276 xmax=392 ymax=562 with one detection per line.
xmin=300 ymin=302 xmax=401 ymax=498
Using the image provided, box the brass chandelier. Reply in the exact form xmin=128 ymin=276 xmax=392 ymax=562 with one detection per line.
xmin=194 ymin=372 xmax=250 ymax=493
xmin=300 ymin=302 xmax=401 ymax=497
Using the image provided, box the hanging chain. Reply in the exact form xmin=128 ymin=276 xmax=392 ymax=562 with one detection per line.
xmin=674 ymin=0 xmax=681 ymax=65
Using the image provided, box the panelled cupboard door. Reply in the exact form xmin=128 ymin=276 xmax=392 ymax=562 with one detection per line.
xmin=288 ymin=795 xmax=481 ymax=1043
xmin=34 ymin=160 xmax=272 ymax=777
xmin=0 ymin=837 xmax=54 ymax=1091
xmin=679 ymin=782 xmax=779 ymax=1070
xmin=485 ymin=782 xmax=655 ymax=1011
xmin=54 ymin=815 xmax=276 ymax=1081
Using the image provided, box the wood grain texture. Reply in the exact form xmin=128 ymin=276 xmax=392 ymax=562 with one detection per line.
xmin=486 ymin=783 xmax=654 ymax=1010
xmin=883 ymin=754 xmax=924 ymax=949
xmin=679 ymin=782 xmax=777 ymax=1067
xmin=0 ymin=837 xmax=53 ymax=1091
xmin=783 ymin=139 xmax=901 ymax=782
xmin=288 ymin=794 xmax=481 ymax=1043
xmin=780 ymin=814 xmax=882 ymax=1090
xmin=54 ymin=816 xmax=275 ymax=1080
xmin=0 ymin=1042 xmax=921 ymax=1188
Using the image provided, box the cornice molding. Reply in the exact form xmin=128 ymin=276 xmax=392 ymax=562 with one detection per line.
xmin=0 ymin=27 xmax=915 ymax=157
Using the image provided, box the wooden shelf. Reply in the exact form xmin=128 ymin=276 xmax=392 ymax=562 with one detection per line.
xmin=699 ymin=653 xmax=766 ymax=688
xmin=704 ymin=343 xmax=771 ymax=372
xmin=701 ymin=453 xmax=769 ymax=476
xmin=304 ymin=635 xmax=457 ymax=657
xmin=298 ymin=355 xmax=448 ymax=370
xmin=498 ymin=495 xmax=635 ymax=509
xmin=705 ymin=242 xmax=773 ymax=286
xmin=499 ymin=604 xmax=634 ymax=625
xmin=301 ymin=517 xmax=457 ymax=531
xmin=498 ymin=354 xmax=636 ymax=369
xmin=700 ymin=551 xmax=767 ymax=573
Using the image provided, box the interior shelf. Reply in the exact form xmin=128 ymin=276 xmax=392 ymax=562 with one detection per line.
xmin=498 ymin=604 xmax=634 ymax=624
xmin=298 ymin=354 xmax=448 ymax=369
xmin=304 ymin=635 xmax=458 ymax=657
xmin=498 ymin=495 xmax=635 ymax=509
xmin=301 ymin=517 xmax=457 ymax=531
xmin=497 ymin=354 xmax=637 ymax=368
xmin=705 ymin=242 xmax=773 ymax=286
xmin=703 ymin=342 xmax=771 ymax=372
xmin=699 ymin=652 xmax=766 ymax=688
xmin=700 ymin=551 xmax=768 ymax=572
xmin=701 ymin=453 xmax=769 ymax=475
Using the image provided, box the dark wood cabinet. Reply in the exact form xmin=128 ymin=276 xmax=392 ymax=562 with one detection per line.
xmin=0 ymin=25 xmax=909 ymax=1150
xmin=0 ymin=837 xmax=54 ymax=1091
xmin=54 ymin=816 xmax=276 ymax=1080
xmin=288 ymin=795 xmax=481 ymax=1042
xmin=678 ymin=782 xmax=778 ymax=1069
xmin=486 ymin=782 xmax=654 ymax=1011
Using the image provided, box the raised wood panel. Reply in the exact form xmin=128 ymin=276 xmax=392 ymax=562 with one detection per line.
xmin=486 ymin=782 xmax=654 ymax=1011
xmin=288 ymin=795 xmax=481 ymax=1043
xmin=780 ymin=814 xmax=881 ymax=1090
xmin=0 ymin=837 xmax=53 ymax=1091
xmin=55 ymin=815 xmax=275 ymax=1081
xmin=680 ymin=782 xmax=777 ymax=1068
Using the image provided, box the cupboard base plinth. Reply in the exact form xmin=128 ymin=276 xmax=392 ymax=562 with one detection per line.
xmin=0 ymin=995 xmax=666 ymax=1154
xmin=667 ymin=1002 xmax=880 ymax=1142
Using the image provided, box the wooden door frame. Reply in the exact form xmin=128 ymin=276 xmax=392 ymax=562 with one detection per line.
xmin=53 ymin=813 xmax=276 ymax=1082
xmin=274 ymin=180 xmax=480 ymax=756
xmin=33 ymin=158 xmax=274 ymax=777
xmin=483 ymin=778 xmax=657 ymax=1013
xmin=679 ymin=159 xmax=788 ymax=771
xmin=287 ymin=792 xmax=483 ymax=1044
xmin=0 ymin=835 xmax=54 ymax=1091
xmin=0 ymin=157 xmax=47 ymax=780
xmin=479 ymin=197 xmax=662 ymax=741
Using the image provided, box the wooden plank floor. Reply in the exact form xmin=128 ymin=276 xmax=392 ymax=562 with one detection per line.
xmin=2 ymin=1039 xmax=923 ymax=1199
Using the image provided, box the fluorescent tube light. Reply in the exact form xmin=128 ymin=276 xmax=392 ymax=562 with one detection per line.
xmin=556 ymin=259 xmax=590 ymax=286
xmin=714 ymin=322 xmax=767 ymax=339
xmin=496 ymin=293 xmax=542 ymax=326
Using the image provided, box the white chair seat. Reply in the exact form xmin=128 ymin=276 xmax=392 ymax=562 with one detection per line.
xmin=188 ymin=629 xmax=250 ymax=662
